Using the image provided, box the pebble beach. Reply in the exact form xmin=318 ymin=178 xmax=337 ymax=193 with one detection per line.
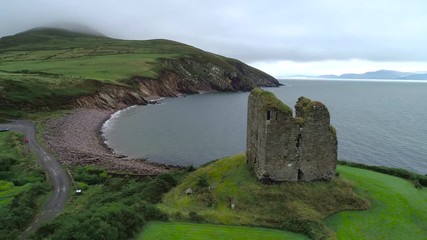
xmin=43 ymin=108 xmax=170 ymax=175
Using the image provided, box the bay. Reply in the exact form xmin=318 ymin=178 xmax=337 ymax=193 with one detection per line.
xmin=102 ymin=79 xmax=427 ymax=174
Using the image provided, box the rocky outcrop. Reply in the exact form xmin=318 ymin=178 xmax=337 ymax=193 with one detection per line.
xmin=159 ymin=57 xmax=280 ymax=92
xmin=246 ymin=89 xmax=337 ymax=182
xmin=75 ymin=57 xmax=280 ymax=110
xmin=75 ymin=85 xmax=148 ymax=109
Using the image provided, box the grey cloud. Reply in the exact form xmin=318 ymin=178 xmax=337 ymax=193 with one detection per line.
xmin=1 ymin=0 xmax=427 ymax=64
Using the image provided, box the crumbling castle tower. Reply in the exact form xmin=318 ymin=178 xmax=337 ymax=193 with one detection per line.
xmin=246 ymin=88 xmax=337 ymax=182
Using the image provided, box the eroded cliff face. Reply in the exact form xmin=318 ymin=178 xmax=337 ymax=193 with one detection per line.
xmin=75 ymin=86 xmax=148 ymax=109
xmin=76 ymin=57 xmax=280 ymax=109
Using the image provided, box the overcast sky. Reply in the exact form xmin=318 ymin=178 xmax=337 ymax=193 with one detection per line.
xmin=1 ymin=0 xmax=427 ymax=76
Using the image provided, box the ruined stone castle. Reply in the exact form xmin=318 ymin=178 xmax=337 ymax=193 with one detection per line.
xmin=246 ymin=88 xmax=337 ymax=182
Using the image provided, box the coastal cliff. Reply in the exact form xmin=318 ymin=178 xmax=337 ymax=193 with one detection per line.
xmin=0 ymin=28 xmax=280 ymax=111
xmin=76 ymin=58 xmax=280 ymax=109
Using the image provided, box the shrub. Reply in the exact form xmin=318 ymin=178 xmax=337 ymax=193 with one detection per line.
xmin=5 ymin=183 xmax=49 ymax=230
xmin=75 ymin=181 xmax=89 ymax=191
xmin=339 ymin=161 xmax=427 ymax=187
xmin=187 ymin=165 xmax=196 ymax=172
xmin=73 ymin=166 xmax=109 ymax=185
xmin=189 ymin=211 xmax=204 ymax=222
xmin=175 ymin=211 xmax=182 ymax=220
xmin=414 ymin=180 xmax=422 ymax=189
xmin=103 ymin=178 xmax=126 ymax=192
xmin=142 ymin=205 xmax=168 ymax=221
xmin=197 ymin=175 xmax=209 ymax=188
xmin=12 ymin=178 xmax=26 ymax=186
xmin=199 ymin=191 xmax=216 ymax=207
xmin=31 ymin=174 xmax=174 ymax=240
xmin=0 ymin=157 xmax=17 ymax=171
xmin=285 ymin=218 xmax=328 ymax=240
xmin=0 ymin=132 xmax=49 ymax=239
xmin=157 ymin=173 xmax=178 ymax=187
xmin=143 ymin=173 xmax=181 ymax=203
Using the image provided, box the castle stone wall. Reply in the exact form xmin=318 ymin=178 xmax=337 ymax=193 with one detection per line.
xmin=246 ymin=89 xmax=337 ymax=182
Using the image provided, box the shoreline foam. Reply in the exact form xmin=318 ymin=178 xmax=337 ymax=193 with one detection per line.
xmin=101 ymin=105 xmax=137 ymax=149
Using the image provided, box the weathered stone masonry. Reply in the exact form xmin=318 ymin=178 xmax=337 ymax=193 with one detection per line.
xmin=246 ymin=88 xmax=337 ymax=182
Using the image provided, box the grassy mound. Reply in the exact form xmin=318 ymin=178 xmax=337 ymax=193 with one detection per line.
xmin=326 ymin=166 xmax=427 ymax=239
xmin=250 ymin=88 xmax=293 ymax=114
xmin=159 ymin=154 xmax=369 ymax=239
xmin=138 ymin=221 xmax=308 ymax=240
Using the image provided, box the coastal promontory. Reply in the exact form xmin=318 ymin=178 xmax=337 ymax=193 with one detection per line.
xmin=0 ymin=28 xmax=280 ymax=114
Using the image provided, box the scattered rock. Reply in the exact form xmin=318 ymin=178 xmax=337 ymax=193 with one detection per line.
xmin=185 ymin=188 xmax=193 ymax=195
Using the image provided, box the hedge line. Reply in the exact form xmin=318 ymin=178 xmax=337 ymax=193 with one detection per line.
xmin=338 ymin=161 xmax=427 ymax=188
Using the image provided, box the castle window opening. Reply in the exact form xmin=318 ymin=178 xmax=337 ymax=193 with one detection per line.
xmin=267 ymin=110 xmax=271 ymax=120
xmin=298 ymin=169 xmax=304 ymax=180
xmin=296 ymin=134 xmax=302 ymax=148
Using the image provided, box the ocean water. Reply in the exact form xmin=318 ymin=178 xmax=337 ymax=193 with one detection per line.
xmin=102 ymin=79 xmax=427 ymax=174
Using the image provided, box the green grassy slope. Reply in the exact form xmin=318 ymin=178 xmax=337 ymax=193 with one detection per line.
xmin=1 ymin=28 xmax=263 ymax=116
xmin=0 ymin=29 xmax=194 ymax=110
xmin=0 ymin=28 xmax=252 ymax=83
xmin=159 ymin=154 xmax=369 ymax=239
xmin=0 ymin=131 xmax=49 ymax=239
xmin=139 ymin=221 xmax=308 ymax=240
xmin=326 ymin=165 xmax=427 ymax=240
xmin=0 ymin=29 xmax=191 ymax=81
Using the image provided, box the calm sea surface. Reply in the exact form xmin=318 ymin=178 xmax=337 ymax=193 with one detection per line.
xmin=102 ymin=79 xmax=427 ymax=174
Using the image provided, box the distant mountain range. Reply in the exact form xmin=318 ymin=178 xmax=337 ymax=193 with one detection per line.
xmin=317 ymin=70 xmax=427 ymax=80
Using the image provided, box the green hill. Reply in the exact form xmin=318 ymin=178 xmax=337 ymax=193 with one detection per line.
xmin=156 ymin=155 xmax=427 ymax=240
xmin=0 ymin=28 xmax=279 ymax=118
xmin=158 ymin=154 xmax=370 ymax=239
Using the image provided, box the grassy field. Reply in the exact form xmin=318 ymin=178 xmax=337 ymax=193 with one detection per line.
xmin=0 ymin=131 xmax=49 ymax=239
xmin=326 ymin=165 xmax=427 ymax=239
xmin=0 ymin=53 xmax=178 ymax=81
xmin=138 ymin=221 xmax=308 ymax=240
xmin=0 ymin=28 xmax=232 ymax=84
xmin=159 ymin=154 xmax=369 ymax=239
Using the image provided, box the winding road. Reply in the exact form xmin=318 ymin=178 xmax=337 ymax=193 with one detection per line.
xmin=0 ymin=120 xmax=71 ymax=239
